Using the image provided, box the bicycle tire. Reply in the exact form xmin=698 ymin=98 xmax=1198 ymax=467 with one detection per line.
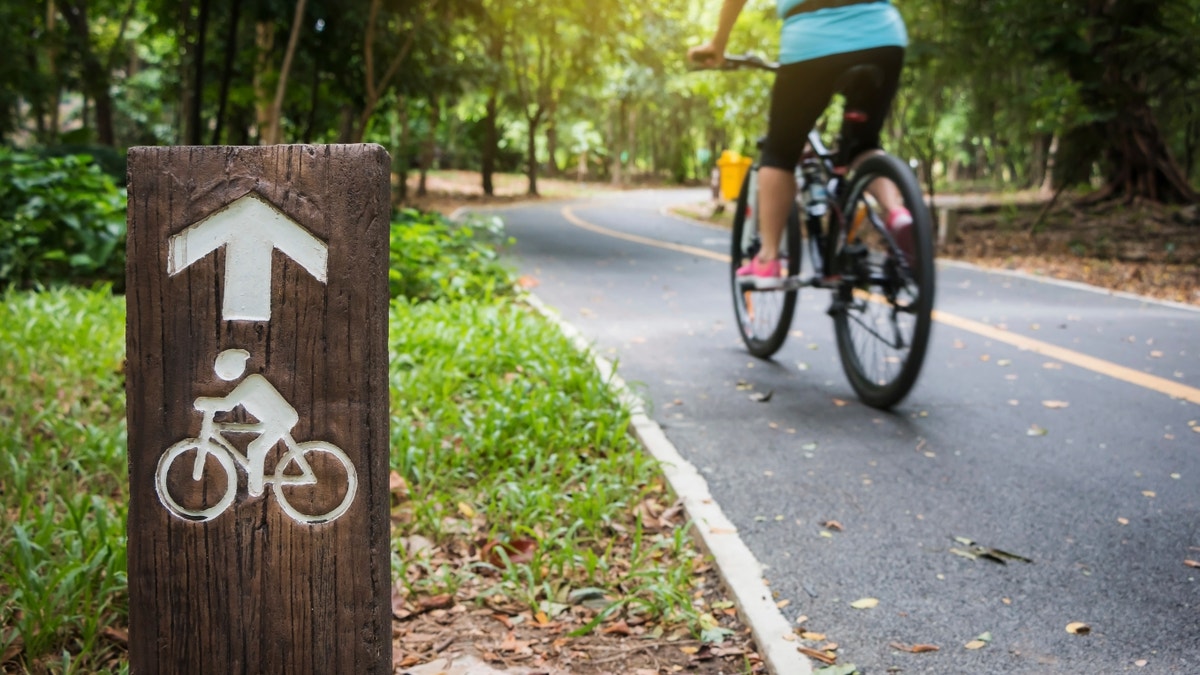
xmin=830 ymin=153 xmax=935 ymax=409
xmin=155 ymin=438 xmax=238 ymax=522
xmin=730 ymin=166 xmax=802 ymax=359
xmin=273 ymin=441 xmax=358 ymax=524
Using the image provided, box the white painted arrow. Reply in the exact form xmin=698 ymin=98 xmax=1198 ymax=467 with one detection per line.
xmin=168 ymin=194 xmax=328 ymax=322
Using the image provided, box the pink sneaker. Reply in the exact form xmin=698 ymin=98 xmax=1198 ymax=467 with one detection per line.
xmin=736 ymin=256 xmax=784 ymax=288
xmin=887 ymin=207 xmax=915 ymax=265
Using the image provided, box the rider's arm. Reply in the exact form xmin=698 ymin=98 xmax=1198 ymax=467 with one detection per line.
xmin=689 ymin=0 xmax=749 ymax=66
xmin=193 ymin=396 xmax=228 ymax=413
xmin=711 ymin=0 xmax=750 ymax=53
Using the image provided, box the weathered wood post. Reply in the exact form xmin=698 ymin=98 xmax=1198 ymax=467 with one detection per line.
xmin=125 ymin=145 xmax=392 ymax=673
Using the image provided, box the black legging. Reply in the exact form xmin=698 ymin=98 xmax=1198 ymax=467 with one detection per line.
xmin=760 ymin=46 xmax=904 ymax=171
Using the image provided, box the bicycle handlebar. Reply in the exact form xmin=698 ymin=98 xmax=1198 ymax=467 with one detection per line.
xmin=688 ymin=53 xmax=779 ymax=73
xmin=718 ymin=54 xmax=779 ymax=72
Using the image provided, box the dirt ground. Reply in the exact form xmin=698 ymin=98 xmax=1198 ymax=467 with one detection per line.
xmin=938 ymin=197 xmax=1200 ymax=307
xmin=391 ymin=562 xmax=768 ymax=675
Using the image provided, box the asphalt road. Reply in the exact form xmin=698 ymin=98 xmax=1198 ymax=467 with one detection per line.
xmin=492 ymin=188 xmax=1200 ymax=674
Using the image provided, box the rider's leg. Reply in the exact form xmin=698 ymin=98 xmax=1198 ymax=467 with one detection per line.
xmin=245 ymin=430 xmax=284 ymax=496
xmin=752 ymin=59 xmax=832 ymax=274
xmin=851 ymin=149 xmax=904 ymax=215
xmin=754 ymin=166 xmax=795 ymax=261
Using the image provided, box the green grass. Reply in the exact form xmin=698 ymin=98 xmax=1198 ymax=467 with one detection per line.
xmin=0 ymin=287 xmax=128 ymax=674
xmin=0 ymin=285 xmax=715 ymax=672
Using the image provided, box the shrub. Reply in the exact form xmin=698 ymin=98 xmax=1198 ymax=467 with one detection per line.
xmin=388 ymin=208 xmax=514 ymax=302
xmin=0 ymin=148 xmax=127 ymax=290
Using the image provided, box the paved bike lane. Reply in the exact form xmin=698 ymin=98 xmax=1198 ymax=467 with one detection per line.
xmin=493 ymin=189 xmax=1200 ymax=674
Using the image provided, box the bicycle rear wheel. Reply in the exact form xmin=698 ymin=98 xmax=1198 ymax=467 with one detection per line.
xmin=831 ymin=153 xmax=935 ymax=409
xmin=730 ymin=167 xmax=802 ymax=358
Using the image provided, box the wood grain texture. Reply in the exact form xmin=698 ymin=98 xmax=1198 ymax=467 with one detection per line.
xmin=125 ymin=145 xmax=391 ymax=674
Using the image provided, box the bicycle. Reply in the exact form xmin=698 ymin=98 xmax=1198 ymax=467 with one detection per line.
xmin=155 ymin=407 xmax=358 ymax=524
xmin=715 ymin=54 xmax=935 ymax=409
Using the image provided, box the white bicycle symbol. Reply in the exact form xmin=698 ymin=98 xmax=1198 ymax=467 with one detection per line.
xmin=154 ymin=349 xmax=357 ymax=524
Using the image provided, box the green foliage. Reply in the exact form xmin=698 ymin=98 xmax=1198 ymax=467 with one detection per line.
xmin=389 ymin=299 xmax=705 ymax=629
xmin=0 ymin=282 xmax=715 ymax=669
xmin=0 ymin=149 xmax=127 ymax=291
xmin=0 ymin=286 xmax=128 ymax=673
xmin=388 ymin=209 xmax=515 ymax=302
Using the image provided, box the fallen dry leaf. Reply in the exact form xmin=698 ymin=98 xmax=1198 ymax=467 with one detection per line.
xmin=823 ymin=520 xmax=844 ymax=532
xmin=516 ymin=275 xmax=540 ymax=289
xmin=389 ymin=470 xmax=409 ymax=497
xmin=482 ymin=537 xmax=537 ymax=566
xmin=800 ymin=631 xmax=827 ymax=641
xmin=797 ymin=646 xmax=837 ymax=665
xmin=891 ymin=642 xmax=939 ymax=653
xmin=1066 ymin=622 xmax=1091 ymax=635
xmin=850 ymin=598 xmax=879 ymax=609
xmin=418 ymin=594 xmax=454 ymax=611
xmin=601 ymin=620 xmax=633 ymax=636
xmin=1184 ymin=560 xmax=1200 ymax=568
xmin=499 ymin=631 xmax=533 ymax=653
xmin=101 ymin=626 xmax=129 ymax=645
xmin=965 ymin=640 xmax=987 ymax=650
xmin=1042 ymin=400 xmax=1070 ymax=409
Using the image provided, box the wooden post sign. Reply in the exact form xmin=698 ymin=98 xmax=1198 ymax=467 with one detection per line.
xmin=125 ymin=145 xmax=392 ymax=673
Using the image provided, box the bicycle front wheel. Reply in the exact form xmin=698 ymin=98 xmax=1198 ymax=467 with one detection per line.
xmin=730 ymin=167 xmax=802 ymax=358
xmin=273 ymin=441 xmax=358 ymax=524
xmin=831 ymin=153 xmax=935 ymax=409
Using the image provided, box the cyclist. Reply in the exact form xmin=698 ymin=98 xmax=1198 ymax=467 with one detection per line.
xmin=688 ymin=0 xmax=913 ymax=278
xmin=194 ymin=349 xmax=299 ymax=497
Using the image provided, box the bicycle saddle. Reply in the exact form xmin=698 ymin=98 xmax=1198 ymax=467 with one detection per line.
xmin=833 ymin=64 xmax=884 ymax=96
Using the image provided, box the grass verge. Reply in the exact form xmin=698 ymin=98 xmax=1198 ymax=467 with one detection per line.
xmin=1 ymin=212 xmax=755 ymax=674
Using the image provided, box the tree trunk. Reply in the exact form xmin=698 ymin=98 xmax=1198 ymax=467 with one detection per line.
xmin=418 ymin=98 xmax=440 ymax=198
xmin=62 ymin=0 xmax=116 ymax=146
xmin=253 ymin=21 xmax=274 ymax=142
xmin=264 ymin=0 xmax=307 ymax=145
xmin=525 ymin=107 xmax=543 ymax=196
xmin=481 ymin=92 xmax=498 ymax=196
xmin=545 ymin=120 xmax=559 ymax=176
xmin=394 ymin=101 xmax=409 ymax=204
xmin=211 ymin=0 xmax=241 ymax=144
xmin=1098 ymin=93 xmax=1196 ymax=203
xmin=187 ymin=0 xmax=210 ymax=145
xmin=1064 ymin=0 xmax=1198 ymax=203
xmin=46 ymin=0 xmax=61 ymax=141
xmin=609 ymin=100 xmax=623 ymax=186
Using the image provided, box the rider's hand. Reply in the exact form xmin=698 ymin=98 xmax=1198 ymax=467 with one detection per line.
xmin=688 ymin=42 xmax=724 ymax=69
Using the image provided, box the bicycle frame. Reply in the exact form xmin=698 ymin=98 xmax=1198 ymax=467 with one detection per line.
xmin=192 ymin=410 xmax=316 ymax=494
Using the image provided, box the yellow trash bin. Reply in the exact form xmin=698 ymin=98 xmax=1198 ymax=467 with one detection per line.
xmin=716 ymin=151 xmax=752 ymax=201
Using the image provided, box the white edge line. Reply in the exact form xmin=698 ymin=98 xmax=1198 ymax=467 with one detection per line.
xmin=937 ymin=258 xmax=1200 ymax=314
xmin=522 ymin=291 xmax=811 ymax=675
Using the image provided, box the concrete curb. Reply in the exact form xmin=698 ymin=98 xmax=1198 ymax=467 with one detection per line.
xmin=523 ymin=292 xmax=811 ymax=675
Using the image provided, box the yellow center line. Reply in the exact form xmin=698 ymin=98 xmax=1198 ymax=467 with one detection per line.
xmin=560 ymin=204 xmax=1200 ymax=406
xmin=562 ymin=206 xmax=728 ymax=262
xmin=932 ymin=311 xmax=1200 ymax=405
